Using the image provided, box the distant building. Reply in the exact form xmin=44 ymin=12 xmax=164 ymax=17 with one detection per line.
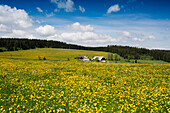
xmin=92 ymin=56 xmax=106 ymax=62
xmin=84 ymin=55 xmax=88 ymax=59
xmin=83 ymin=55 xmax=90 ymax=62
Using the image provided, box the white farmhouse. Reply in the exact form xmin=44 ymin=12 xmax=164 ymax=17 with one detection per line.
xmin=92 ymin=56 xmax=106 ymax=62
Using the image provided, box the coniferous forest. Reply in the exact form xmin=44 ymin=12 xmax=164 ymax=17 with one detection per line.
xmin=0 ymin=38 xmax=170 ymax=62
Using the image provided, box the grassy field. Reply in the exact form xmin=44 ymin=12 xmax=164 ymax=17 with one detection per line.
xmin=0 ymin=48 xmax=168 ymax=64
xmin=0 ymin=48 xmax=170 ymax=112
xmin=0 ymin=48 xmax=110 ymax=61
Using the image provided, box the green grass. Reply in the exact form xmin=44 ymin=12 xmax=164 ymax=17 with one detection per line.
xmin=137 ymin=59 xmax=169 ymax=64
xmin=0 ymin=48 xmax=117 ymax=61
xmin=0 ymin=48 xmax=168 ymax=64
xmin=108 ymin=59 xmax=169 ymax=64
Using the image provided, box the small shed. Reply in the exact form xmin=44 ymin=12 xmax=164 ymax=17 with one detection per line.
xmin=92 ymin=56 xmax=106 ymax=62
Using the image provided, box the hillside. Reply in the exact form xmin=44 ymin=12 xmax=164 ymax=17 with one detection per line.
xmin=0 ymin=48 xmax=109 ymax=61
xmin=0 ymin=38 xmax=170 ymax=62
xmin=0 ymin=48 xmax=168 ymax=64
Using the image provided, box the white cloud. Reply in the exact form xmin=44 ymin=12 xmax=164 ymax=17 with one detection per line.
xmin=132 ymin=35 xmax=156 ymax=42
xmin=146 ymin=35 xmax=156 ymax=39
xmin=107 ymin=4 xmax=120 ymax=14
xmin=122 ymin=31 xmax=131 ymax=37
xmin=0 ymin=5 xmax=33 ymax=28
xmin=1 ymin=29 xmax=36 ymax=39
xmin=51 ymin=0 xmax=75 ymax=12
xmin=12 ymin=29 xmax=27 ymax=36
xmin=0 ymin=24 xmax=8 ymax=32
xmin=48 ymin=23 xmax=130 ymax=46
xmin=0 ymin=5 xmax=35 ymax=39
xmin=132 ymin=37 xmax=144 ymax=42
xmin=35 ymin=25 xmax=56 ymax=36
xmin=36 ymin=7 xmax=43 ymax=13
xmin=79 ymin=5 xmax=85 ymax=13
xmin=67 ymin=22 xmax=94 ymax=32
xmin=112 ymin=31 xmax=131 ymax=43
xmin=46 ymin=12 xmax=55 ymax=17
xmin=36 ymin=20 xmax=45 ymax=24
xmin=36 ymin=20 xmax=41 ymax=24
xmin=47 ymin=32 xmax=118 ymax=46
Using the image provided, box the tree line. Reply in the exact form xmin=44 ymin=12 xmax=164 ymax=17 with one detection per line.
xmin=0 ymin=38 xmax=170 ymax=62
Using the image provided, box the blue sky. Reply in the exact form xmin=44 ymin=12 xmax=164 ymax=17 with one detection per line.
xmin=0 ymin=0 xmax=170 ymax=49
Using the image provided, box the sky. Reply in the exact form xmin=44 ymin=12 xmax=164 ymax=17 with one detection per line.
xmin=0 ymin=0 xmax=170 ymax=50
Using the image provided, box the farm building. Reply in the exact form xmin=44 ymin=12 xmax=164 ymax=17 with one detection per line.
xmin=92 ymin=56 xmax=106 ymax=62
xmin=83 ymin=55 xmax=90 ymax=62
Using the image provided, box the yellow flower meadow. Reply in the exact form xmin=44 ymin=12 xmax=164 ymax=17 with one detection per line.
xmin=0 ymin=48 xmax=169 ymax=112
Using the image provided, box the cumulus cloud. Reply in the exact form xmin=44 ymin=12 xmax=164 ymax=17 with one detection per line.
xmin=1 ymin=29 xmax=36 ymax=39
xmin=47 ymin=32 xmax=118 ymax=46
xmin=51 ymin=0 xmax=75 ymax=12
xmin=35 ymin=25 xmax=56 ymax=36
xmin=48 ymin=24 xmax=130 ymax=46
xmin=107 ymin=4 xmax=120 ymax=14
xmin=0 ymin=5 xmax=33 ymax=28
xmin=12 ymin=30 xmax=34 ymax=38
xmin=12 ymin=29 xmax=27 ymax=36
xmin=79 ymin=5 xmax=85 ymax=13
xmin=67 ymin=22 xmax=94 ymax=32
xmin=36 ymin=7 xmax=43 ymax=13
xmin=0 ymin=5 xmax=35 ymax=39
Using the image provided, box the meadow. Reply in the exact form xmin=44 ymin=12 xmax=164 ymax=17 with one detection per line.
xmin=0 ymin=48 xmax=169 ymax=112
